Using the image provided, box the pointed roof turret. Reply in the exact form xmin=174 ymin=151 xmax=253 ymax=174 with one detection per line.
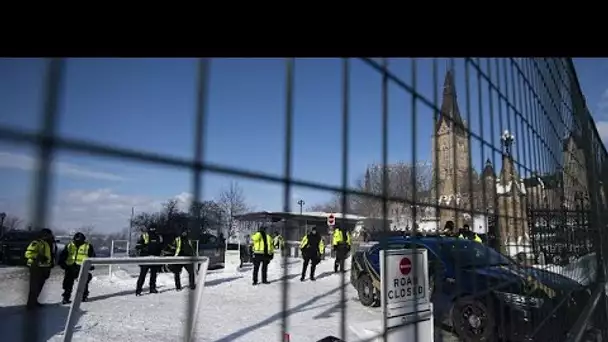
xmin=435 ymin=70 xmax=465 ymax=133
xmin=482 ymin=158 xmax=495 ymax=178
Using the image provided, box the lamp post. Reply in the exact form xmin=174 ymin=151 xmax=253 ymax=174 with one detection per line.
xmin=0 ymin=212 xmax=5 ymax=237
xmin=501 ymin=129 xmax=515 ymax=156
xmin=297 ymin=199 xmax=305 ymax=215
xmin=128 ymin=207 xmax=134 ymax=250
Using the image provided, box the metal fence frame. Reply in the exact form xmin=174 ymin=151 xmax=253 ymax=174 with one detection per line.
xmin=108 ymin=239 xmax=130 ymax=278
xmin=4 ymin=57 xmax=608 ymax=341
xmin=62 ymin=256 xmax=210 ymax=342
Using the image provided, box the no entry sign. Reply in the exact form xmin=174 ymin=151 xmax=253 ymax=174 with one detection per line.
xmin=327 ymin=214 xmax=335 ymax=226
xmin=399 ymin=257 xmax=412 ymax=275
xmin=380 ymin=249 xmax=429 ymax=318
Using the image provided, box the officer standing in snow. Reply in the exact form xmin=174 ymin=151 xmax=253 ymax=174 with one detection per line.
xmin=135 ymin=224 xmax=163 ymax=296
xmin=458 ymin=224 xmax=482 ymax=243
xmin=165 ymin=229 xmax=196 ymax=291
xmin=24 ymin=228 xmax=56 ymax=310
xmin=299 ymin=227 xmax=324 ymax=281
xmin=251 ymin=226 xmax=274 ymax=285
xmin=332 ymin=226 xmax=351 ymax=273
xmin=59 ymin=232 xmax=96 ymax=304
xmin=273 ymin=230 xmax=285 ymax=256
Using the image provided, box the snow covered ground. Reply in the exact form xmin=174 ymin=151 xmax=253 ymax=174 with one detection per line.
xmin=1 ymin=253 xmax=600 ymax=342
xmin=2 ymin=258 xmax=441 ymax=342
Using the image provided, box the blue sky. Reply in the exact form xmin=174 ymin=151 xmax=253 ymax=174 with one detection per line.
xmin=0 ymin=58 xmax=607 ymax=233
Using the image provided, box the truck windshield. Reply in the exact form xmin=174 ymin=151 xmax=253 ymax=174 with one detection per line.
xmin=442 ymin=240 xmax=512 ymax=268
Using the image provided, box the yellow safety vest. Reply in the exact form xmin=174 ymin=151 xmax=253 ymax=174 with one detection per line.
xmin=66 ymin=242 xmax=90 ymax=266
xmin=300 ymin=235 xmax=324 ymax=255
xmin=142 ymin=232 xmax=163 ymax=244
xmin=251 ymin=232 xmax=274 ymax=255
xmin=24 ymin=239 xmax=52 ymax=267
xmin=274 ymin=235 xmax=285 ymax=248
xmin=458 ymin=233 xmax=482 ymax=243
xmin=174 ymin=237 xmax=193 ymax=256
xmin=332 ymin=229 xmax=351 ymax=246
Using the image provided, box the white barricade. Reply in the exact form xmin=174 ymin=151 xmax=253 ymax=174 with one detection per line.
xmin=379 ymin=249 xmax=433 ymax=342
xmin=109 ymin=240 xmax=130 ymax=279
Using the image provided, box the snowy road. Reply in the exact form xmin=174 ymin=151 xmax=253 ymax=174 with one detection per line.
xmin=1 ymin=259 xmax=458 ymax=342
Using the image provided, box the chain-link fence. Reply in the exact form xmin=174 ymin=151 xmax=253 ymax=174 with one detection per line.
xmin=1 ymin=58 xmax=607 ymax=341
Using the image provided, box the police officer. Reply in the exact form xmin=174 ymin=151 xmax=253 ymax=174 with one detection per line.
xmin=332 ymin=226 xmax=351 ymax=273
xmin=59 ymin=232 xmax=96 ymax=304
xmin=165 ymin=229 xmax=196 ymax=291
xmin=299 ymin=227 xmax=323 ymax=281
xmin=251 ymin=226 xmax=274 ymax=285
xmin=273 ymin=231 xmax=285 ymax=256
xmin=24 ymin=228 xmax=55 ymax=310
xmin=135 ymin=224 xmax=163 ymax=296
xmin=443 ymin=220 xmax=456 ymax=235
xmin=458 ymin=224 xmax=483 ymax=243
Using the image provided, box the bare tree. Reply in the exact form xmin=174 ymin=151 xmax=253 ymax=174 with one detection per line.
xmin=78 ymin=224 xmax=96 ymax=237
xmin=345 ymin=162 xmax=434 ymax=218
xmin=3 ymin=215 xmax=23 ymax=231
xmin=218 ymin=182 xmax=249 ymax=237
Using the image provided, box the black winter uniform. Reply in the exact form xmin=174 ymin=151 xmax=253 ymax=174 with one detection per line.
xmin=300 ymin=232 xmax=322 ymax=281
xmin=166 ymin=236 xmax=196 ymax=291
xmin=24 ymin=231 xmax=56 ymax=309
xmin=58 ymin=240 xmax=96 ymax=302
xmin=135 ymin=231 xmax=163 ymax=295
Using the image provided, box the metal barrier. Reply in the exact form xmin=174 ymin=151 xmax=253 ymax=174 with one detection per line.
xmin=108 ymin=239 xmax=130 ymax=278
xmin=3 ymin=58 xmax=608 ymax=341
xmin=62 ymin=256 xmax=210 ymax=342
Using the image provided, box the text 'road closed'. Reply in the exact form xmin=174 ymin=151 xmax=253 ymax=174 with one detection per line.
xmin=387 ymin=276 xmax=425 ymax=300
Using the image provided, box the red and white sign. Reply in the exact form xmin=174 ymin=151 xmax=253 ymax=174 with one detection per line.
xmin=380 ymin=249 xmax=430 ymax=318
xmin=399 ymin=257 xmax=412 ymax=275
xmin=327 ymin=214 xmax=335 ymax=226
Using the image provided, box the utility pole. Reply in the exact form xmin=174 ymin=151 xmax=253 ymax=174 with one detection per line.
xmin=128 ymin=207 xmax=134 ymax=250
xmin=297 ymin=199 xmax=305 ymax=215
xmin=0 ymin=212 xmax=5 ymax=237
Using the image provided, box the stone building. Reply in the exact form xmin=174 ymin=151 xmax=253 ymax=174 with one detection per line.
xmin=522 ymin=133 xmax=590 ymax=211
xmin=496 ymin=131 xmax=529 ymax=254
xmin=431 ymin=70 xmax=477 ymax=230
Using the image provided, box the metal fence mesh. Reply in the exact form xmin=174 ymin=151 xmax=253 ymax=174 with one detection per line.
xmin=2 ymin=57 xmax=608 ymax=342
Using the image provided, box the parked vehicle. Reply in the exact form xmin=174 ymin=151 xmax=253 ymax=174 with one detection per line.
xmin=196 ymin=233 xmax=225 ymax=269
xmin=1 ymin=230 xmax=60 ymax=266
xmin=350 ymin=235 xmax=590 ymax=341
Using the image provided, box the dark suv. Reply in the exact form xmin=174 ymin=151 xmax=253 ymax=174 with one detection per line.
xmin=1 ymin=231 xmax=42 ymax=265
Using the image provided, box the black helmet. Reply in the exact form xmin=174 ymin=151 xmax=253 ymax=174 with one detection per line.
xmin=73 ymin=232 xmax=86 ymax=241
xmin=40 ymin=228 xmax=53 ymax=238
xmin=181 ymin=230 xmax=188 ymax=237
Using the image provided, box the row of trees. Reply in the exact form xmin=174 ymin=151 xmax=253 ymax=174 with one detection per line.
xmin=0 ymin=182 xmax=251 ymax=244
xmin=131 ymin=182 xmax=250 ymax=239
xmin=308 ymin=162 xmax=434 ymax=218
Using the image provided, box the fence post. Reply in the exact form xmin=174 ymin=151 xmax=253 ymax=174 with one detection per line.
xmin=568 ymin=58 xmax=608 ymax=339
xmin=109 ymin=240 xmax=114 ymax=278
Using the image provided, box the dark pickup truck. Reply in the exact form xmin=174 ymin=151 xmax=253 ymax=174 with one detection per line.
xmin=0 ymin=231 xmax=59 ymax=266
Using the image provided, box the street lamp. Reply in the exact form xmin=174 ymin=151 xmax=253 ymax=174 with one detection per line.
xmin=297 ymin=199 xmax=305 ymax=215
xmin=501 ymin=129 xmax=515 ymax=156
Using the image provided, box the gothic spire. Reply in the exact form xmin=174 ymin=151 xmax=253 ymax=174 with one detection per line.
xmin=435 ymin=69 xmax=465 ymax=133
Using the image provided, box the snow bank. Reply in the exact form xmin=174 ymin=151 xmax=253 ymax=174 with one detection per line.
xmin=532 ymin=252 xmax=597 ymax=286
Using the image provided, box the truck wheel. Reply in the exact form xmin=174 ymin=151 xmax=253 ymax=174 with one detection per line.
xmin=451 ymin=297 xmax=495 ymax=341
xmin=357 ymin=273 xmax=378 ymax=307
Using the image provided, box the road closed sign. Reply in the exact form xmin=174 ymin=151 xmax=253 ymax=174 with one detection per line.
xmin=380 ymin=249 xmax=430 ymax=320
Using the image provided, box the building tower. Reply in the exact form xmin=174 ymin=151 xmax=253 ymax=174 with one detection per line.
xmin=432 ymin=70 xmax=472 ymax=231
xmin=496 ymin=130 xmax=529 ymax=255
